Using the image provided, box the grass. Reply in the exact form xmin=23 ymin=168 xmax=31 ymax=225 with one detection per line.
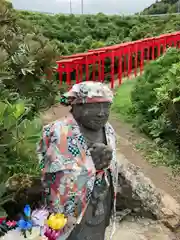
xmin=135 ymin=140 xmax=180 ymax=173
xmin=112 ymin=80 xmax=135 ymax=122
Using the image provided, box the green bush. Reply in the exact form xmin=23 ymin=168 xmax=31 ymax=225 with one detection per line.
xmin=0 ymin=0 xmax=60 ymax=183
xmin=0 ymin=82 xmax=42 ymax=182
xmin=131 ymin=48 xmax=180 ymax=150
xmin=0 ymin=0 xmax=60 ymax=114
xmin=16 ymin=10 xmax=180 ymax=56
xmin=142 ymin=0 xmax=179 ymax=15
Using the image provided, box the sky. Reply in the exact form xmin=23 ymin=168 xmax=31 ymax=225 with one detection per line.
xmin=12 ymin=0 xmax=156 ymax=15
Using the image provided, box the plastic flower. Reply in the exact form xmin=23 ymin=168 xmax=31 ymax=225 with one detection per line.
xmin=44 ymin=226 xmax=60 ymax=240
xmin=46 ymin=214 xmax=67 ymax=230
xmin=17 ymin=218 xmax=32 ymax=230
xmin=6 ymin=221 xmax=17 ymax=227
xmin=24 ymin=205 xmax=31 ymax=218
xmin=31 ymin=209 xmax=49 ymax=227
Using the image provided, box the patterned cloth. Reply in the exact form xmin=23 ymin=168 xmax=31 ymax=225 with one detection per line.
xmin=37 ymin=115 xmax=118 ymax=240
xmin=60 ymin=81 xmax=114 ymax=106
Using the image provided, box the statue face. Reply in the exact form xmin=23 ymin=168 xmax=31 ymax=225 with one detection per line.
xmin=72 ymin=102 xmax=111 ymax=131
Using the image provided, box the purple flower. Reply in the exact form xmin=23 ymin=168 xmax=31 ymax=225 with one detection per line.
xmin=31 ymin=208 xmax=49 ymax=227
xmin=44 ymin=226 xmax=60 ymax=240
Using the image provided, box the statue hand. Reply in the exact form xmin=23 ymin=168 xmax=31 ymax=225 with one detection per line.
xmin=89 ymin=143 xmax=113 ymax=170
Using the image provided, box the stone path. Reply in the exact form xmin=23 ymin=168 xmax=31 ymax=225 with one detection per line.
xmin=111 ymin=217 xmax=177 ymax=240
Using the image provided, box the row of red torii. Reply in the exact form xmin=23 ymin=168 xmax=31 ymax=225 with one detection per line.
xmin=56 ymin=32 xmax=180 ymax=89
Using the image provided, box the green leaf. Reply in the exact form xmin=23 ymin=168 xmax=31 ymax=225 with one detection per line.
xmin=170 ymin=66 xmax=177 ymax=75
xmin=0 ymin=102 xmax=7 ymax=121
xmin=13 ymin=102 xmax=25 ymax=119
xmin=173 ymin=96 xmax=180 ymax=103
xmin=3 ymin=114 xmax=17 ymax=129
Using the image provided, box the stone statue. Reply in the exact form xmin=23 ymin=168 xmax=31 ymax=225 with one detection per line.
xmin=68 ymin=102 xmax=113 ymax=240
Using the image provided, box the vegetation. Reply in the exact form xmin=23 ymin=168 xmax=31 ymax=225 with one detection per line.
xmin=112 ymin=80 xmax=136 ymax=122
xmin=113 ymin=48 xmax=180 ymax=170
xmin=1 ymin=0 xmax=180 ymax=186
xmin=131 ymin=48 xmax=180 ymax=146
xmin=0 ymin=0 xmax=61 ymax=182
xmin=142 ymin=0 xmax=179 ymax=15
xmin=0 ymin=83 xmax=42 ymax=182
xmin=17 ymin=10 xmax=180 ymax=55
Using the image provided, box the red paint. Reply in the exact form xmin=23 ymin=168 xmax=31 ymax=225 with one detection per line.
xmin=111 ymin=51 xmax=115 ymax=89
xmin=118 ymin=51 xmax=122 ymax=85
xmin=128 ymin=46 xmax=132 ymax=78
xmin=98 ymin=53 xmax=101 ymax=81
xmin=75 ymin=65 xmax=79 ymax=84
xmin=57 ymin=63 xmax=63 ymax=85
xmin=66 ymin=65 xmax=71 ymax=85
xmin=134 ymin=45 xmax=138 ymax=77
xmin=85 ymin=56 xmax=89 ymax=81
xmin=56 ymin=32 xmax=180 ymax=89
xmin=140 ymin=45 xmax=144 ymax=75
xmin=123 ymin=54 xmax=127 ymax=77
xmin=79 ymin=64 xmax=83 ymax=82
xmin=101 ymin=58 xmax=105 ymax=82
xmin=92 ymin=56 xmax=96 ymax=81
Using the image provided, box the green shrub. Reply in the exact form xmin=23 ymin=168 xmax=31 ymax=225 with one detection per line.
xmin=16 ymin=9 xmax=180 ymax=56
xmin=0 ymin=82 xmax=42 ymax=182
xmin=131 ymin=48 xmax=180 ymax=150
xmin=0 ymin=0 xmax=60 ymax=183
xmin=0 ymin=0 xmax=60 ymax=114
xmin=142 ymin=0 xmax=179 ymax=15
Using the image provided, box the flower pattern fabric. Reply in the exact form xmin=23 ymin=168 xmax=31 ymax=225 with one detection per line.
xmin=60 ymin=81 xmax=114 ymax=106
xmin=37 ymin=115 xmax=118 ymax=240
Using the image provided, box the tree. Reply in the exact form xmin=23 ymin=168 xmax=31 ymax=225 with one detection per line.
xmin=0 ymin=0 xmax=60 ymax=182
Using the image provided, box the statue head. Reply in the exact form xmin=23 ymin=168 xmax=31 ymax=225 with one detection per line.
xmin=71 ymin=102 xmax=111 ymax=131
xmin=60 ymin=81 xmax=113 ymax=131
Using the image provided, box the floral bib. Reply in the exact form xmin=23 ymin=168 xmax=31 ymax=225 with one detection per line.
xmin=37 ymin=115 xmax=118 ymax=239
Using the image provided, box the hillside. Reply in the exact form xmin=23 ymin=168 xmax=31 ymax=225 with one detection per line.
xmin=17 ymin=10 xmax=180 ymax=56
xmin=142 ymin=0 xmax=179 ymax=15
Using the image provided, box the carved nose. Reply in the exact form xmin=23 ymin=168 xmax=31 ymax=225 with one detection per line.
xmin=97 ymin=111 xmax=104 ymax=117
xmin=97 ymin=107 xmax=105 ymax=117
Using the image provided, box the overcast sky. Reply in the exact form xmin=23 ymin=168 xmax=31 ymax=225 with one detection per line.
xmin=12 ymin=0 xmax=156 ymax=15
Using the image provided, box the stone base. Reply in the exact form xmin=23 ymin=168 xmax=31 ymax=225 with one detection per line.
xmin=106 ymin=217 xmax=178 ymax=240
xmin=116 ymin=153 xmax=180 ymax=232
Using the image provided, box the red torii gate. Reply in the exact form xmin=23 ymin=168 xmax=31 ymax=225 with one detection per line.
xmin=56 ymin=32 xmax=180 ymax=89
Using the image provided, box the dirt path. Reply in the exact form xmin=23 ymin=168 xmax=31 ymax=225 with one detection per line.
xmin=41 ymin=104 xmax=180 ymax=204
xmin=110 ymin=115 xmax=180 ymax=204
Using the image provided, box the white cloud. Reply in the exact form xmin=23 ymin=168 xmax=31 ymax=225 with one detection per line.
xmin=12 ymin=0 xmax=156 ymax=14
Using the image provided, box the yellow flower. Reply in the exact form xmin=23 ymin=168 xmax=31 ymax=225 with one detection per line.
xmin=47 ymin=213 xmax=67 ymax=230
